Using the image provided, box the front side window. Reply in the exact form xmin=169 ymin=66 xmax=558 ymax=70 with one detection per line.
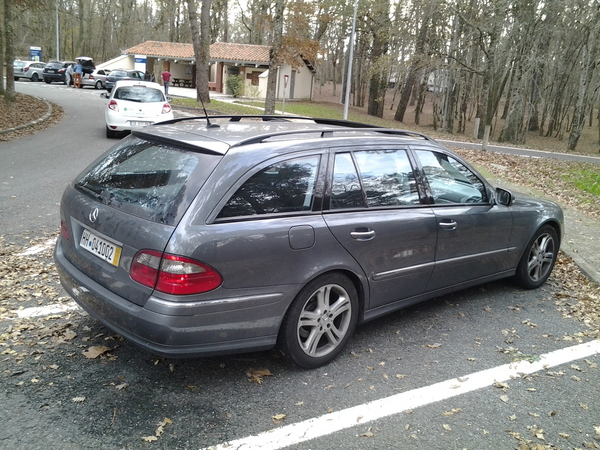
xmin=217 ymin=156 xmax=320 ymax=218
xmin=416 ymin=150 xmax=487 ymax=204
xmin=330 ymin=150 xmax=419 ymax=209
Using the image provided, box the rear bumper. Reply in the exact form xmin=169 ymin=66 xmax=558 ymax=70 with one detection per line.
xmin=54 ymin=239 xmax=286 ymax=358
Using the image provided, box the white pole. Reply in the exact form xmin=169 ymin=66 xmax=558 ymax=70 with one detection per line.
xmin=56 ymin=0 xmax=60 ymax=60
xmin=343 ymin=0 xmax=358 ymax=120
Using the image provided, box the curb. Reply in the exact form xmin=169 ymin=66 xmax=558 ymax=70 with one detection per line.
xmin=0 ymin=96 xmax=53 ymax=135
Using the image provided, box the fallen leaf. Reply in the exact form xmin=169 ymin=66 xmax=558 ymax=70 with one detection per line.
xmin=82 ymin=346 xmax=111 ymax=359
xmin=443 ymin=424 xmax=452 ymax=431
xmin=142 ymin=436 xmax=157 ymax=442
xmin=427 ymin=343 xmax=442 ymax=348
xmin=272 ymin=414 xmax=286 ymax=424
xmin=246 ymin=368 xmax=273 ymax=384
xmin=72 ymin=397 xmax=86 ymax=403
xmin=500 ymin=395 xmax=509 ymax=403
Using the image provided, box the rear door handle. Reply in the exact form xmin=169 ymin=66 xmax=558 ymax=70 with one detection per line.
xmin=350 ymin=228 xmax=376 ymax=240
xmin=439 ymin=220 xmax=457 ymax=231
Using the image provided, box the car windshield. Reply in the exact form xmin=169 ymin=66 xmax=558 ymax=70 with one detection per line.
xmin=113 ymin=86 xmax=164 ymax=103
xmin=74 ymin=136 xmax=221 ymax=225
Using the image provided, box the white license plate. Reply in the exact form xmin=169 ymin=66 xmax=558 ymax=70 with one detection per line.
xmin=130 ymin=121 xmax=151 ymax=127
xmin=80 ymin=229 xmax=122 ymax=266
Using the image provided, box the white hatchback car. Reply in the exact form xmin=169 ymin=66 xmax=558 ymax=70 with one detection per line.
xmin=101 ymin=80 xmax=174 ymax=138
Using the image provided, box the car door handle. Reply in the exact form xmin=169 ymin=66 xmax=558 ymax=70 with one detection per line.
xmin=439 ymin=220 xmax=457 ymax=231
xmin=350 ymin=228 xmax=376 ymax=240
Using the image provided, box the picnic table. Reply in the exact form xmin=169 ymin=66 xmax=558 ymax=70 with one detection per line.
xmin=172 ymin=78 xmax=192 ymax=87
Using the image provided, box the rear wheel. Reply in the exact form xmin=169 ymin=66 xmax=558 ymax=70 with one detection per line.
xmin=31 ymin=73 xmax=39 ymax=82
xmin=106 ymin=127 xmax=117 ymax=139
xmin=95 ymin=80 xmax=103 ymax=89
xmin=513 ymin=225 xmax=558 ymax=289
xmin=279 ymin=273 xmax=358 ymax=369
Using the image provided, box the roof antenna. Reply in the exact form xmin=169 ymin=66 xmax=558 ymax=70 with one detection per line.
xmin=199 ymin=97 xmax=220 ymax=129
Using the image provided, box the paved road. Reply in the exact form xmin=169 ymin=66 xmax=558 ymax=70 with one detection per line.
xmin=1 ymin=81 xmax=599 ymax=450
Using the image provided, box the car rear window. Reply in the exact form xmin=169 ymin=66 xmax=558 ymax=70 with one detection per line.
xmin=114 ymin=86 xmax=164 ymax=102
xmin=74 ymin=136 xmax=221 ymax=225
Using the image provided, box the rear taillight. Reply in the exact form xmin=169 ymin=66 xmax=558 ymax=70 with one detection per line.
xmin=162 ymin=103 xmax=172 ymax=114
xmin=60 ymin=208 xmax=70 ymax=240
xmin=24 ymin=67 xmax=30 ymax=72
xmin=108 ymin=100 xmax=118 ymax=111
xmin=130 ymin=250 xmax=222 ymax=295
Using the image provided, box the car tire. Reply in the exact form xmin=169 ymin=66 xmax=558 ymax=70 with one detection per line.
xmin=44 ymin=80 xmax=51 ymax=84
xmin=106 ymin=127 xmax=117 ymax=139
xmin=279 ymin=273 xmax=358 ymax=369
xmin=95 ymin=80 xmax=103 ymax=90
xmin=513 ymin=225 xmax=558 ymax=289
xmin=14 ymin=77 xmax=19 ymax=81
xmin=31 ymin=73 xmax=39 ymax=82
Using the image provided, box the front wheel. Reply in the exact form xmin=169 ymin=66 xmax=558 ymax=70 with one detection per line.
xmin=279 ymin=273 xmax=358 ymax=369
xmin=513 ymin=225 xmax=558 ymax=289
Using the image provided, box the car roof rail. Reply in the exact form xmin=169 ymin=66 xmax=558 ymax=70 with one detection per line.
xmin=157 ymin=115 xmax=437 ymax=145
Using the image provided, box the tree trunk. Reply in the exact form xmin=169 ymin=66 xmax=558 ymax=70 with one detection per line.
xmin=187 ymin=0 xmax=211 ymax=103
xmin=264 ymin=0 xmax=284 ymax=114
xmin=3 ymin=0 xmax=15 ymax=101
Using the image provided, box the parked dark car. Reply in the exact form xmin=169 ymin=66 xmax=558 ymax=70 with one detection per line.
xmin=43 ymin=60 xmax=76 ymax=84
xmin=54 ymin=117 xmax=563 ymax=369
xmin=104 ymin=69 xmax=145 ymax=92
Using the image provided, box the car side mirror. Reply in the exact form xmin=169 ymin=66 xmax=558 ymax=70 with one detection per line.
xmin=100 ymin=92 xmax=109 ymax=99
xmin=495 ymin=187 xmax=514 ymax=206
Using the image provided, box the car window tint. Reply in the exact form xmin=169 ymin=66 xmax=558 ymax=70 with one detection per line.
xmin=217 ymin=156 xmax=320 ymax=218
xmin=416 ymin=150 xmax=487 ymax=204
xmin=114 ymin=87 xmax=164 ymax=102
xmin=75 ymin=136 xmax=220 ymax=225
xmin=331 ymin=153 xmax=365 ymax=209
xmin=354 ymin=150 xmax=420 ymax=206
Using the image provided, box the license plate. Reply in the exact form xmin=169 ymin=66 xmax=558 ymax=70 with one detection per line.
xmin=130 ymin=121 xmax=150 ymax=127
xmin=80 ymin=229 xmax=122 ymax=266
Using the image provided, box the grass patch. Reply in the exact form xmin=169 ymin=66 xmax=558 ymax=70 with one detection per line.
xmin=563 ymin=168 xmax=600 ymax=196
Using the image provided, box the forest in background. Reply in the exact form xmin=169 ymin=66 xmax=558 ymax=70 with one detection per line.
xmin=3 ymin=0 xmax=600 ymax=153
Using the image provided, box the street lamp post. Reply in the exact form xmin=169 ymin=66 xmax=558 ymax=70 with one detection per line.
xmin=56 ymin=0 xmax=60 ymax=60
xmin=343 ymin=0 xmax=358 ymax=120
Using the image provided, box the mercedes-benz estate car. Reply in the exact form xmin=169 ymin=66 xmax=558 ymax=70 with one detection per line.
xmin=54 ymin=116 xmax=563 ymax=369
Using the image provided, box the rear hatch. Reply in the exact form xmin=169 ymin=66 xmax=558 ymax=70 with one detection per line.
xmin=58 ymin=134 xmax=222 ymax=306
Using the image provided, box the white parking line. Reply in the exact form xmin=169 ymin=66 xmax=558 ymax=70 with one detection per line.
xmin=202 ymin=340 xmax=600 ymax=450
xmin=12 ymin=301 xmax=80 ymax=319
xmin=18 ymin=237 xmax=57 ymax=256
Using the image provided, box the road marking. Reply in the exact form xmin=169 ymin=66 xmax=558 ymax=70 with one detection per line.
xmin=12 ymin=301 xmax=80 ymax=319
xmin=18 ymin=237 xmax=57 ymax=256
xmin=202 ymin=340 xmax=600 ymax=450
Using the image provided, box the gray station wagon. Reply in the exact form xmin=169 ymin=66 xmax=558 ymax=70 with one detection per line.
xmin=54 ymin=116 xmax=563 ymax=368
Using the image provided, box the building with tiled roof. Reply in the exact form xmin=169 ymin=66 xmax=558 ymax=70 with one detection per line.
xmin=103 ymin=40 xmax=315 ymax=99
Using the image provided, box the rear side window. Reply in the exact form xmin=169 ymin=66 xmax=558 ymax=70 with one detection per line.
xmin=217 ymin=156 xmax=320 ymax=218
xmin=330 ymin=149 xmax=420 ymax=209
xmin=75 ymin=136 xmax=220 ymax=225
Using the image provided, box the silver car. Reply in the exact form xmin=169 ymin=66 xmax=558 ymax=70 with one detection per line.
xmin=13 ymin=60 xmax=46 ymax=82
xmin=54 ymin=116 xmax=563 ymax=368
xmin=81 ymin=68 xmax=111 ymax=89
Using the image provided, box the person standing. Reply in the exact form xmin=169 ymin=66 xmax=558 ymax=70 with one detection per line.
xmin=161 ymin=69 xmax=172 ymax=95
xmin=73 ymin=62 xmax=83 ymax=88
xmin=65 ymin=64 xmax=74 ymax=87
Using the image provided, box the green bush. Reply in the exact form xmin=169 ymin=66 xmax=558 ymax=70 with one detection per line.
xmin=226 ymin=75 xmax=245 ymax=98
